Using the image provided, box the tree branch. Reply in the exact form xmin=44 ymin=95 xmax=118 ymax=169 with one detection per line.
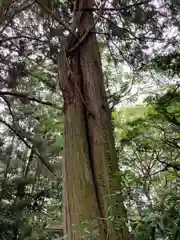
xmin=158 ymin=159 xmax=180 ymax=172
xmin=0 ymin=91 xmax=61 ymax=110
xmin=0 ymin=96 xmax=15 ymax=123
xmin=0 ymin=35 xmax=46 ymax=44
xmin=78 ymin=0 xmax=152 ymax=12
xmin=0 ymin=117 xmax=55 ymax=174
xmin=34 ymin=0 xmax=73 ymax=35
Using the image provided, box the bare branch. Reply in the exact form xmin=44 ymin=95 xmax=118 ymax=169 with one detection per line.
xmin=0 ymin=117 xmax=55 ymax=174
xmin=0 ymin=35 xmax=46 ymax=44
xmin=34 ymin=0 xmax=73 ymax=35
xmin=0 ymin=91 xmax=61 ymax=110
xmin=0 ymin=1 xmax=35 ymax=33
xmin=80 ymin=1 xmax=152 ymax=12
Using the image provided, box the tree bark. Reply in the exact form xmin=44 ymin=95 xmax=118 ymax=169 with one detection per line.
xmin=62 ymin=51 xmax=105 ymax=239
xmin=61 ymin=0 xmax=129 ymax=239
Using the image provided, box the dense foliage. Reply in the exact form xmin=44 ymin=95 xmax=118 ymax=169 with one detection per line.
xmin=113 ymin=85 xmax=180 ymax=239
xmin=0 ymin=0 xmax=179 ymax=239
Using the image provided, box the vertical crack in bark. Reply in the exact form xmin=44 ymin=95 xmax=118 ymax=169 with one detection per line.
xmin=62 ymin=49 xmax=108 ymax=239
xmin=77 ymin=0 xmax=110 ymax=237
xmin=60 ymin=0 xmax=129 ymax=237
xmin=83 ymin=101 xmax=108 ymax=238
xmin=76 ymin=54 xmax=107 ymax=236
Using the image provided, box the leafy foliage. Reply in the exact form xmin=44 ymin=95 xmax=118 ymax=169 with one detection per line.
xmin=0 ymin=0 xmax=179 ymax=239
xmin=113 ymin=85 xmax=180 ymax=239
xmin=150 ymin=53 xmax=180 ymax=76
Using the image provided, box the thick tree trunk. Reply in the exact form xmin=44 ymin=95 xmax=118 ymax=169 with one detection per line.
xmin=61 ymin=0 xmax=129 ymax=239
xmin=78 ymin=1 xmax=129 ymax=239
xmin=62 ymin=51 xmax=105 ymax=239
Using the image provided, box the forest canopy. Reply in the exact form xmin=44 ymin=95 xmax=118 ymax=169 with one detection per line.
xmin=0 ymin=0 xmax=179 ymax=239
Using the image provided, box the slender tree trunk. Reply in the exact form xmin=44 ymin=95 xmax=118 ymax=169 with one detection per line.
xmin=61 ymin=0 xmax=129 ymax=239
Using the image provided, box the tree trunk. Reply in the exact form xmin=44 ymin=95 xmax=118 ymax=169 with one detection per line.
xmin=61 ymin=0 xmax=129 ymax=239
xmin=62 ymin=50 xmax=105 ymax=239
